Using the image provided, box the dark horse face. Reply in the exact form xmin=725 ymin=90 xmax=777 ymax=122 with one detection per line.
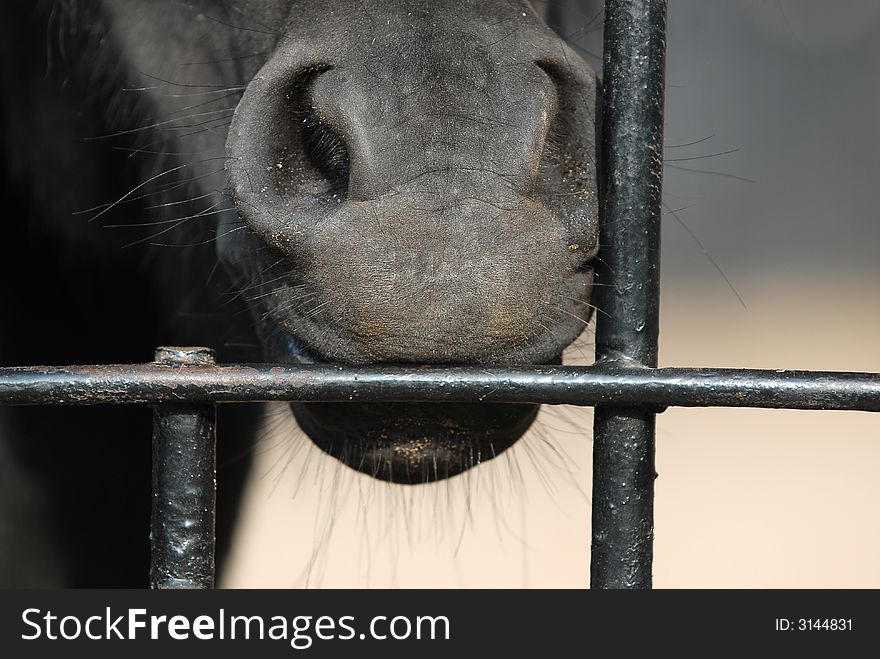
xmin=112 ymin=0 xmax=599 ymax=483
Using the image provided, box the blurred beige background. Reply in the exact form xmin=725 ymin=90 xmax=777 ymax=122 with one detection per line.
xmin=223 ymin=1 xmax=880 ymax=588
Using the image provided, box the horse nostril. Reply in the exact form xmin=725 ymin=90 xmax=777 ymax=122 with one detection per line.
xmin=226 ymin=62 xmax=354 ymax=254
xmin=294 ymin=71 xmax=351 ymax=197
xmin=263 ymin=66 xmax=351 ymax=200
xmin=228 ymin=64 xmax=352 ymax=195
xmin=530 ymin=57 xmax=600 ymax=263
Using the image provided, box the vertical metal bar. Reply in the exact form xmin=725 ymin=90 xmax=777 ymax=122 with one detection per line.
xmin=591 ymin=0 xmax=667 ymax=589
xmin=150 ymin=347 xmax=217 ymax=589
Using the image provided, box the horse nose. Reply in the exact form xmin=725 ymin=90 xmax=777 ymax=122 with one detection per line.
xmin=223 ymin=25 xmax=599 ymax=365
xmin=301 ymin=66 xmax=559 ymax=202
xmin=226 ymin=61 xmax=567 ymax=235
xmin=226 ymin=6 xmax=599 ymax=257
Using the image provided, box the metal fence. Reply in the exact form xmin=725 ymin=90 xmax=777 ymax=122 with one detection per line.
xmin=1 ymin=0 xmax=878 ymax=589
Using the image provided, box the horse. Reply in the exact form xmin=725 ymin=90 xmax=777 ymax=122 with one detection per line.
xmin=0 ymin=0 xmax=599 ymax=586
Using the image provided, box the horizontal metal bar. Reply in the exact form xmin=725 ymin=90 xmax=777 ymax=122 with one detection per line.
xmin=0 ymin=363 xmax=878 ymax=411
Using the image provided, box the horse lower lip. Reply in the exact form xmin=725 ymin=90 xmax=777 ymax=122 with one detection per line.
xmin=261 ymin=321 xmax=556 ymax=482
xmin=289 ymin=401 xmax=540 ymax=484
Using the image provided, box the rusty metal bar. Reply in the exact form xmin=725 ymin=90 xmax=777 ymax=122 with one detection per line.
xmin=149 ymin=347 xmax=217 ymax=589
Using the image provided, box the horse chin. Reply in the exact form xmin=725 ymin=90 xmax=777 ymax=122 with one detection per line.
xmin=262 ymin=325 xmax=540 ymax=483
xmin=290 ymin=401 xmax=540 ymax=484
